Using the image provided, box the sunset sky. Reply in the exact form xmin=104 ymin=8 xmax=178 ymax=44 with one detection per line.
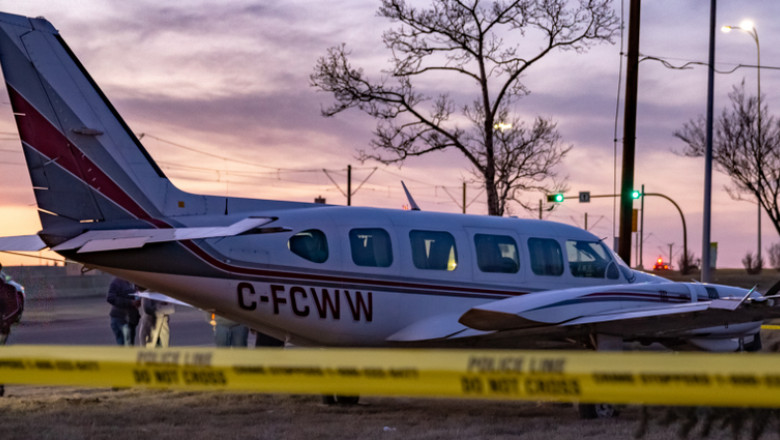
xmin=0 ymin=0 xmax=779 ymax=269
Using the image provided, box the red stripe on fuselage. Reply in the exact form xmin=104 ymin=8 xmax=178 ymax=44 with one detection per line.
xmin=178 ymin=239 xmax=527 ymax=298
xmin=583 ymin=291 xmax=688 ymax=302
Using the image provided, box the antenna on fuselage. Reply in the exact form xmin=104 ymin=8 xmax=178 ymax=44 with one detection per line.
xmin=401 ymin=181 xmax=421 ymax=211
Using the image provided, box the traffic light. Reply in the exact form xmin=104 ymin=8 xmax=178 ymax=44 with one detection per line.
xmin=630 ymin=190 xmax=641 ymax=199
xmin=546 ymin=193 xmax=564 ymax=203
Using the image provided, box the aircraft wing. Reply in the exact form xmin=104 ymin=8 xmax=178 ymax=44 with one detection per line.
xmin=52 ymin=217 xmax=278 ymax=253
xmin=386 ymin=314 xmax=492 ymax=342
xmin=458 ymin=288 xmax=780 ymax=340
xmin=560 ymin=301 xmax=773 ymax=337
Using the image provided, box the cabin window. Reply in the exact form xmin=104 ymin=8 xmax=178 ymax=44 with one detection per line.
xmin=288 ymin=229 xmax=328 ymax=263
xmin=528 ymin=238 xmax=563 ymax=276
xmin=410 ymin=230 xmax=458 ymax=271
xmin=566 ymin=240 xmax=617 ymax=279
xmin=474 ymin=234 xmax=519 ymax=273
xmin=350 ymin=228 xmax=393 ymax=267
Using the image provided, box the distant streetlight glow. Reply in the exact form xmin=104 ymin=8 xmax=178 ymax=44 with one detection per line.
xmin=493 ymin=122 xmax=512 ymax=132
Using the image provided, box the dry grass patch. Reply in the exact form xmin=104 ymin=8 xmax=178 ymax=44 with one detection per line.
xmin=0 ymin=386 xmax=749 ymax=440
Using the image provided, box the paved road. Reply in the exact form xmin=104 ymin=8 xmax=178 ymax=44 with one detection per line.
xmin=7 ymin=296 xmax=216 ymax=346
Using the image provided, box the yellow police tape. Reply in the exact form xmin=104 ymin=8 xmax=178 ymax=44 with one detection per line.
xmin=3 ymin=345 xmax=780 ymax=407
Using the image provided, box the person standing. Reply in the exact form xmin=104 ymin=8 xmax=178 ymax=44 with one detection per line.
xmin=150 ymin=298 xmax=175 ymax=347
xmin=106 ymin=277 xmax=140 ymax=346
xmin=138 ymin=295 xmax=175 ymax=348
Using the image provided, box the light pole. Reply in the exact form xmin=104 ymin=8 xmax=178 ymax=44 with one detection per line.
xmin=701 ymin=0 xmax=715 ymax=282
xmin=722 ymin=20 xmax=762 ymax=269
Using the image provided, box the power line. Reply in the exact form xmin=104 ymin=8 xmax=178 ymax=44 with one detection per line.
xmin=0 ymin=129 xmax=507 ymax=212
xmin=139 ymin=133 xmax=325 ymax=173
xmin=0 ymin=250 xmax=66 ymax=264
xmin=139 ymin=134 xmax=493 ymax=202
xmin=144 ymin=133 xmax=477 ymax=198
xmin=640 ymin=54 xmax=780 ymax=74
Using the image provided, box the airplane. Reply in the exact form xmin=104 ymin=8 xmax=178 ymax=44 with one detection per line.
xmin=0 ymin=11 xmax=778 ymax=361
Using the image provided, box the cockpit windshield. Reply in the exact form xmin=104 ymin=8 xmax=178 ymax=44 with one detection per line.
xmin=565 ymin=240 xmax=614 ymax=279
xmin=565 ymin=240 xmax=632 ymax=281
xmin=608 ymin=246 xmax=636 ymax=282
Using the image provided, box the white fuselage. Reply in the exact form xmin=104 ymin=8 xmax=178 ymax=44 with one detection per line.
xmin=99 ymin=206 xmax=672 ymax=347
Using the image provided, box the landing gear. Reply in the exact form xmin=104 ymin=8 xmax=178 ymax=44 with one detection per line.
xmin=322 ymin=394 xmax=360 ymax=405
xmin=578 ymin=403 xmax=620 ymax=419
xmin=578 ymin=334 xmax=622 ymax=419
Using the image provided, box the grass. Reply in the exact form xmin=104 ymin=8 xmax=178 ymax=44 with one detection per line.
xmin=0 ymin=387 xmax=741 ymax=440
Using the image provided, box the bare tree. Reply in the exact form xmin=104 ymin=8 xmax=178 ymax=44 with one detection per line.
xmin=769 ymin=243 xmax=780 ymax=271
xmin=311 ymin=0 xmax=619 ymax=215
xmin=677 ymin=249 xmax=699 ymax=276
xmin=675 ymin=81 xmax=780 ymax=236
xmin=742 ymin=252 xmax=763 ymax=274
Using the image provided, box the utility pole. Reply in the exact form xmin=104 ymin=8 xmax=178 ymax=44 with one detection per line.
xmin=701 ymin=0 xmax=716 ymax=282
xmin=323 ymin=164 xmax=376 ymax=206
xmin=347 ymin=164 xmax=352 ymax=206
xmin=639 ymin=184 xmax=645 ymax=268
xmin=618 ymin=0 xmax=641 ymax=265
xmin=462 ymin=182 xmax=466 ymax=214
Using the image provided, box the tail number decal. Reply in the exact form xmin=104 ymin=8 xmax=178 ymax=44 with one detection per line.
xmin=237 ymin=283 xmax=373 ymax=322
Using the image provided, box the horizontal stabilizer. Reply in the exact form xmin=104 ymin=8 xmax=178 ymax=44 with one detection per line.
xmin=53 ymin=217 xmax=276 ymax=253
xmin=0 ymin=234 xmax=47 ymax=251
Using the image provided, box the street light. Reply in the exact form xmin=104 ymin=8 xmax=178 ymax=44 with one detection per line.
xmin=722 ymin=19 xmax=762 ymax=268
xmin=493 ymin=122 xmax=512 ymax=132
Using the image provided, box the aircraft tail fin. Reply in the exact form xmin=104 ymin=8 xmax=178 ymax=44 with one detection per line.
xmin=0 ymin=13 xmax=204 ymax=242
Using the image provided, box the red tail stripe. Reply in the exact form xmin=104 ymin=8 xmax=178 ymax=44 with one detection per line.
xmin=8 ymin=85 xmax=153 ymax=221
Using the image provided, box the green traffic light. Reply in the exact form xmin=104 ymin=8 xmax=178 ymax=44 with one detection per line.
xmin=630 ymin=190 xmax=641 ymax=199
xmin=546 ymin=193 xmax=564 ymax=203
